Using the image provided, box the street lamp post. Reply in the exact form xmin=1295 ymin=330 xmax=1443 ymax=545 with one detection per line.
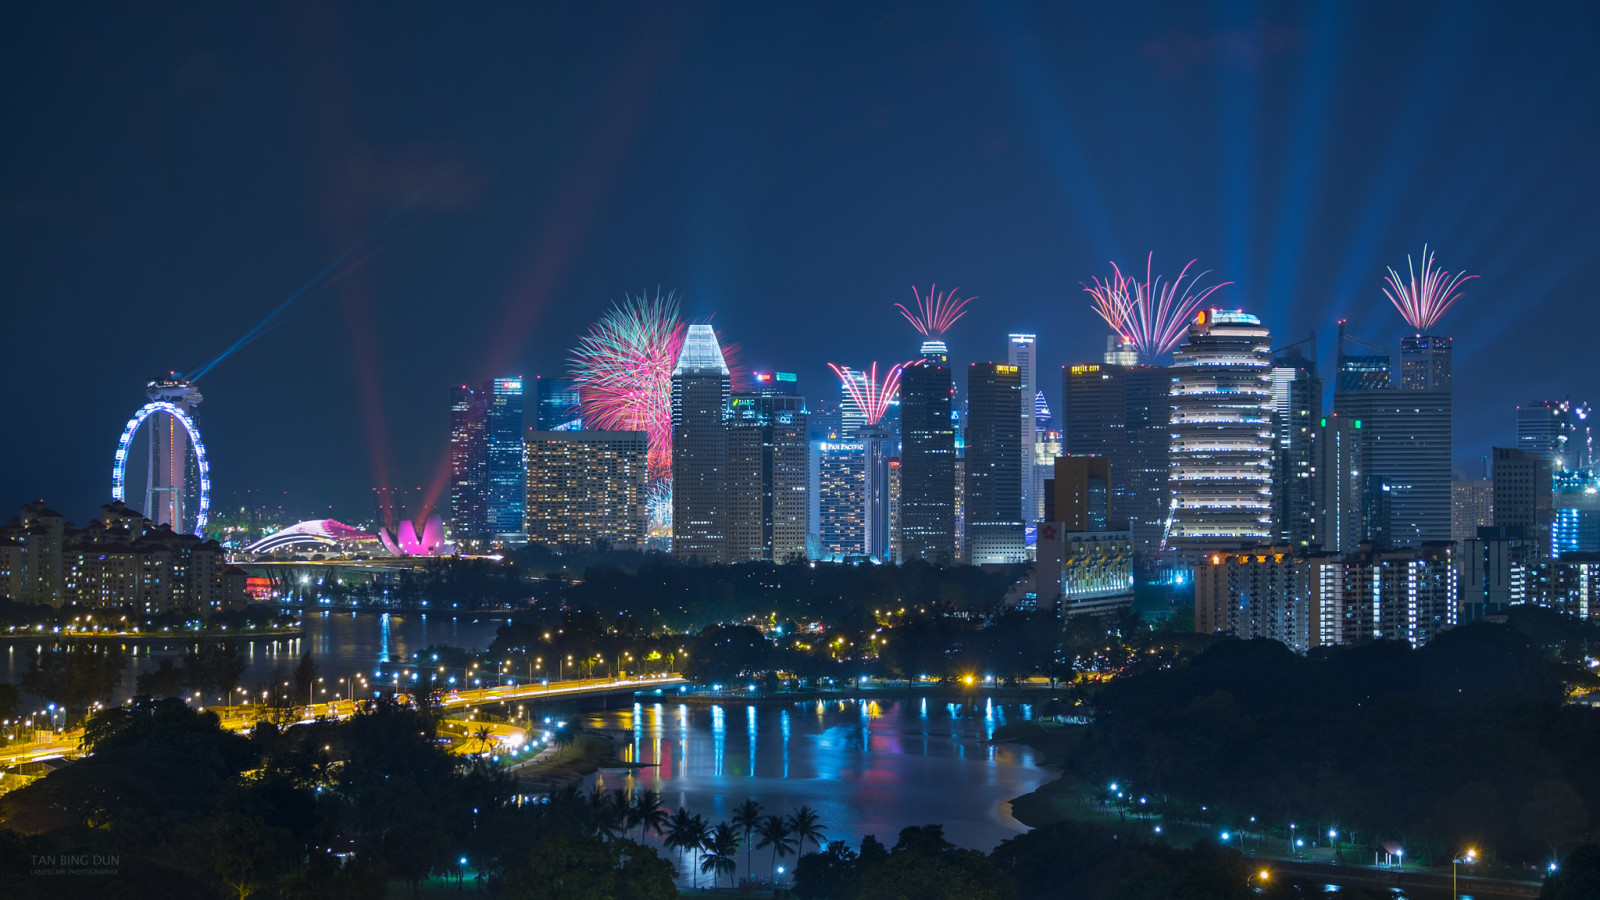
xmin=1454 ymin=848 xmax=1476 ymax=899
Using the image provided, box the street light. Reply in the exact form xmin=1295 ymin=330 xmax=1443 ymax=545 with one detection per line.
xmin=1454 ymin=848 xmax=1476 ymax=899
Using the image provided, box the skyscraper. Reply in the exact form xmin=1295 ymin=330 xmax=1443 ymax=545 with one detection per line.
xmin=484 ymin=377 xmax=526 ymax=542
xmin=524 ymin=430 xmax=647 ymax=548
xmin=898 ymin=357 xmax=955 ymax=562
xmin=533 ymin=376 xmax=583 ymax=431
xmin=1167 ymin=310 xmax=1274 ymax=561
xmin=1063 ymin=362 xmax=1170 ymax=566
xmin=1334 ymin=326 xmax=1452 ymax=548
xmin=965 ymin=362 xmax=1025 ymax=563
xmin=727 ymin=382 xmax=809 ymax=562
xmin=448 ymin=385 xmax=488 ymax=542
xmin=1517 ymin=398 xmax=1594 ymax=471
xmin=1313 ymin=413 xmax=1369 ymax=553
xmin=1271 ymin=345 xmax=1322 ymax=548
xmin=1009 ymin=334 xmax=1037 ymax=526
xmin=816 ymin=440 xmax=865 ymax=558
xmin=1492 ymin=446 xmax=1553 ymax=554
xmin=670 ymin=325 xmax=731 ymax=563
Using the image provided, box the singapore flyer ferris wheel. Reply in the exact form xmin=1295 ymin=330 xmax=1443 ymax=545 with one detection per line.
xmin=111 ymin=378 xmax=211 ymax=536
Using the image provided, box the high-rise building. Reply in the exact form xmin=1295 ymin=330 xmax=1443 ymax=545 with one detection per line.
xmin=1050 ymin=456 xmax=1110 ymax=532
xmin=1492 ymin=446 xmax=1553 ymax=554
xmin=1399 ymin=335 xmax=1452 ymax=390
xmin=727 ymin=385 xmax=809 ymax=562
xmin=887 ymin=457 xmax=902 ymax=562
xmin=1063 ymin=363 xmax=1171 ymax=565
xmin=533 ymin=376 xmax=583 ymax=432
xmin=448 ymin=385 xmax=488 ymax=542
xmin=1271 ymin=346 xmax=1322 ymax=548
xmin=524 ymin=430 xmax=647 ymax=549
xmin=1553 ymin=469 xmax=1600 ymax=557
xmin=1517 ymin=398 xmax=1594 ymax=471
xmin=1335 ymin=323 xmax=1392 ymax=391
xmin=1332 ymin=323 xmax=1452 ymax=549
xmin=1009 ymin=334 xmax=1038 ymax=527
xmin=1032 ymin=427 xmax=1062 ymax=528
xmin=816 ymin=441 xmax=865 ymax=558
xmin=484 ymin=377 xmax=526 ymax=542
xmin=1167 ymin=310 xmax=1274 ymax=561
xmin=1451 ymin=476 xmax=1494 ymax=542
xmin=898 ymin=358 xmax=955 ymax=563
xmin=1313 ymin=413 xmax=1370 ymax=553
xmin=670 ymin=325 xmax=731 ymax=563
xmin=965 ymin=362 xmax=1025 ymax=563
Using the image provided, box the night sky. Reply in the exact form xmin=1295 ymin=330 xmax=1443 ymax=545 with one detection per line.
xmin=3 ymin=1 xmax=1597 ymax=525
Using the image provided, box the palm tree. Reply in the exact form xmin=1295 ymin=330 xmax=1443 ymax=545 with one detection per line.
xmin=472 ymin=724 xmax=495 ymax=755
xmin=755 ymin=814 xmax=795 ymax=883
xmin=731 ymin=798 xmax=763 ymax=881
xmin=700 ymin=821 xmax=741 ymax=889
xmin=634 ymin=788 xmax=669 ymax=842
xmin=587 ymin=785 xmax=624 ymax=838
xmin=787 ymin=804 xmax=826 ymax=855
xmin=664 ymin=809 xmax=710 ymax=889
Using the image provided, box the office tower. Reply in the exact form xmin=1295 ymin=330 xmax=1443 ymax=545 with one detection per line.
xmin=524 ymin=430 xmax=647 ymax=549
xmin=727 ymin=382 xmax=809 ymax=562
xmin=816 ymin=440 xmax=865 ymax=558
xmin=1399 ymin=335 xmax=1452 ymax=390
xmin=965 ymin=362 xmax=1025 ymax=563
xmin=1517 ymin=398 xmax=1594 ymax=471
xmin=1009 ymin=334 xmax=1038 ymax=526
xmin=1313 ymin=413 xmax=1369 ymax=553
xmin=953 ymin=457 xmax=966 ymax=562
xmin=533 ymin=376 xmax=583 ymax=431
xmin=1459 ymin=526 xmax=1539 ymax=621
xmin=1271 ymin=346 xmax=1322 ymax=547
xmin=1167 ymin=310 xmax=1274 ymax=561
xmin=448 ymin=385 xmax=488 ymax=542
xmin=887 ymin=458 xmax=902 ymax=562
xmin=1034 ymin=455 xmax=1133 ymax=616
xmin=1332 ymin=323 xmax=1452 ymax=548
xmin=1050 ymin=456 xmax=1110 ymax=532
xmin=1492 ymin=447 xmax=1554 ymax=554
xmin=1451 ymin=476 xmax=1494 ymax=542
xmin=1033 ymin=426 xmax=1062 ymax=527
xmin=670 ymin=325 xmax=731 ymax=563
xmin=838 ymin=370 xmax=868 ymax=438
xmin=1063 ymin=363 xmax=1171 ymax=565
xmin=898 ymin=358 xmax=956 ymax=562
xmin=1335 ymin=322 xmax=1391 ymax=390
xmin=1103 ymin=334 xmax=1138 ymax=366
xmin=1552 ymin=470 xmax=1600 ymax=557
xmin=484 ymin=377 xmax=526 ymax=542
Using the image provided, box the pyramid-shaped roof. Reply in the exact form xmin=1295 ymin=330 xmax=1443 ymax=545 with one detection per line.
xmin=673 ymin=324 xmax=729 ymax=375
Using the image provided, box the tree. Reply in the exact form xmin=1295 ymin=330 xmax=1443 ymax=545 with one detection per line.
xmin=788 ymin=804 xmax=827 ymax=855
xmin=794 ymin=840 xmax=859 ymax=899
xmin=472 ymin=724 xmax=496 ymax=755
xmin=756 ymin=814 xmax=796 ymax=882
xmin=664 ymin=808 xmax=704 ymax=889
xmin=1543 ymin=844 xmax=1600 ymax=900
xmin=20 ymin=644 xmax=128 ymax=724
xmin=732 ymin=797 xmax=763 ymax=879
xmin=500 ymin=832 xmax=676 ymax=900
xmin=292 ymin=651 xmax=318 ymax=707
xmin=633 ymin=788 xmax=669 ymax=843
xmin=700 ymin=821 xmax=741 ymax=888
xmin=136 ymin=658 xmax=188 ymax=698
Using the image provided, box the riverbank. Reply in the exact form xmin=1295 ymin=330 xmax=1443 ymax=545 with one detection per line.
xmin=0 ymin=626 xmax=302 ymax=643
xmin=510 ymin=731 xmax=649 ymax=793
xmin=992 ymin=720 xmax=1086 ymax=829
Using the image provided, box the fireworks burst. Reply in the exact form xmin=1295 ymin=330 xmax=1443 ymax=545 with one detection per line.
xmin=897 ymin=284 xmax=974 ymax=338
xmin=1382 ymin=244 xmax=1477 ymax=333
xmin=828 ymin=362 xmax=905 ymax=426
xmin=1082 ymin=265 xmax=1136 ymax=334
xmin=1084 ymin=254 xmax=1232 ymax=361
xmin=568 ymin=291 xmax=685 ymax=483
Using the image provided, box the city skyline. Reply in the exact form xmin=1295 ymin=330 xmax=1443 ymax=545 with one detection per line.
xmin=3 ymin=2 xmax=1598 ymax=522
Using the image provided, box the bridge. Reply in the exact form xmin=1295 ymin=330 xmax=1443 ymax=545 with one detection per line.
xmin=0 ymin=674 xmax=688 ymax=781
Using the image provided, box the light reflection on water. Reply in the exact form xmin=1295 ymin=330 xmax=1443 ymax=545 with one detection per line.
xmin=585 ymin=696 xmax=1052 ymax=882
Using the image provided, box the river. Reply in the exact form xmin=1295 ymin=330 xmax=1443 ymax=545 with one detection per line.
xmin=581 ymin=697 xmax=1053 ymax=882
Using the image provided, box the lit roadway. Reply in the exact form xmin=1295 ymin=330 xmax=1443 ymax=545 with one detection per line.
xmin=0 ymin=674 xmax=687 ymax=771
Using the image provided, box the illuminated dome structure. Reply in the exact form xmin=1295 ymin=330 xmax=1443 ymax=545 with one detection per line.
xmin=240 ymin=519 xmax=379 ymax=555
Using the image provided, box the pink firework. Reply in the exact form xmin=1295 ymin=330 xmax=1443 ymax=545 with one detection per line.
xmin=1382 ymin=244 xmax=1477 ymax=333
xmin=1082 ymin=264 xmax=1136 ymax=335
xmin=569 ymin=291 xmax=685 ymax=481
xmin=1121 ymin=253 xmax=1233 ymax=360
xmin=828 ymin=362 xmax=905 ymax=425
xmin=897 ymin=284 xmax=975 ymax=338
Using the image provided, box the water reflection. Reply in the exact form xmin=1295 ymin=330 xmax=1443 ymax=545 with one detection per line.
xmin=585 ymin=696 xmax=1051 ymax=876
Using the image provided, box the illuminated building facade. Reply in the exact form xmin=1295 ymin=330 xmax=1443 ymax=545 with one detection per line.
xmin=1167 ymin=310 xmax=1274 ymax=561
xmin=727 ymin=383 xmax=809 ymax=562
xmin=1313 ymin=413 xmax=1369 ymax=553
xmin=898 ymin=358 xmax=955 ymax=562
xmin=1033 ymin=457 xmax=1132 ymax=616
xmin=1271 ymin=346 xmax=1321 ymax=548
xmin=671 ymin=325 xmax=731 ymax=563
xmin=1009 ymin=334 xmax=1038 ymax=527
xmin=1399 ymin=335 xmax=1452 ymax=390
xmin=1552 ymin=469 xmax=1600 ymax=556
xmin=1517 ymin=398 xmax=1593 ymax=471
xmin=533 ymin=376 xmax=583 ymax=432
xmin=524 ymin=430 xmax=647 ymax=549
xmin=1491 ymin=446 xmax=1553 ymax=555
xmin=1451 ymin=476 xmax=1494 ymax=542
xmin=965 ymin=362 xmax=1025 ymax=564
xmin=448 ymin=385 xmax=488 ymax=542
xmin=816 ymin=441 xmax=865 ymax=558
xmin=1063 ymin=362 xmax=1170 ymax=565
xmin=484 ymin=376 xmax=526 ymax=542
